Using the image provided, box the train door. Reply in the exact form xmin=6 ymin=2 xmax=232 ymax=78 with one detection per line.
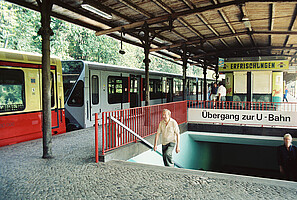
xmin=89 ymin=70 xmax=101 ymax=124
xmin=39 ymin=68 xmax=59 ymax=129
xmin=51 ymin=70 xmax=59 ymax=129
xmin=167 ymin=78 xmax=173 ymax=102
xmin=130 ymin=75 xmax=141 ymax=108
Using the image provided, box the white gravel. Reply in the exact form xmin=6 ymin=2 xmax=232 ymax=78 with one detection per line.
xmin=0 ymin=127 xmax=296 ymax=199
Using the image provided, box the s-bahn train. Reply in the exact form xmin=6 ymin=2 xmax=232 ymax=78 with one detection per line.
xmin=0 ymin=49 xmax=66 ymax=147
xmin=0 ymin=49 xmax=213 ymax=146
xmin=62 ymin=60 xmax=215 ymax=130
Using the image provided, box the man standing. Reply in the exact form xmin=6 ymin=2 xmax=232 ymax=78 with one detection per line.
xmin=217 ymin=81 xmax=226 ymax=109
xmin=277 ymin=133 xmax=297 ymax=181
xmin=283 ymin=86 xmax=289 ymax=102
xmin=153 ymin=109 xmax=180 ymax=167
xmin=217 ymin=81 xmax=226 ymax=101
xmin=211 ymin=83 xmax=218 ymax=101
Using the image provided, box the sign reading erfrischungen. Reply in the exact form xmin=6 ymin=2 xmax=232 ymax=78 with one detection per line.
xmin=219 ymin=60 xmax=289 ymax=72
xmin=188 ymin=108 xmax=297 ymax=128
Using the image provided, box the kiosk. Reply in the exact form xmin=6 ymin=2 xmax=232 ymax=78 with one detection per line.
xmin=219 ymin=57 xmax=289 ymax=103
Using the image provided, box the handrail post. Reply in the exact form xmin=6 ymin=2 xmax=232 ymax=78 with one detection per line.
xmin=95 ymin=113 xmax=99 ymax=163
xmin=102 ymin=112 xmax=105 ymax=155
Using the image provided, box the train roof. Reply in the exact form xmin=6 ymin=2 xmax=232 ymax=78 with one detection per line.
xmin=0 ymin=48 xmax=60 ymax=65
xmin=64 ymin=60 xmax=213 ymax=80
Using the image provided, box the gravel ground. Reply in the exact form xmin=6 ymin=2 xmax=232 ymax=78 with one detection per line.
xmin=0 ymin=127 xmax=296 ymax=200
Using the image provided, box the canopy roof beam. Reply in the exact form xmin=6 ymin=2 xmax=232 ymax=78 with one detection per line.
xmin=95 ymin=0 xmax=246 ymax=36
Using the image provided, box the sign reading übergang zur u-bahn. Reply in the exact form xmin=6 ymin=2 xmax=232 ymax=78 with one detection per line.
xmin=188 ymin=108 xmax=297 ymax=128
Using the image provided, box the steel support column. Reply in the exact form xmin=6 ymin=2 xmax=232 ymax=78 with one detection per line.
xmin=203 ymin=64 xmax=207 ymax=101
xmin=37 ymin=0 xmax=54 ymax=159
xmin=247 ymin=71 xmax=252 ymax=103
xmin=182 ymin=44 xmax=188 ymax=100
xmin=143 ymin=23 xmax=150 ymax=106
xmin=215 ymin=64 xmax=219 ymax=84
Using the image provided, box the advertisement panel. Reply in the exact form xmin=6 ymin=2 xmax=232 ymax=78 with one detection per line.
xmin=188 ymin=108 xmax=297 ymax=128
xmin=272 ymin=72 xmax=283 ymax=102
xmin=219 ymin=60 xmax=289 ymax=72
xmin=225 ymin=73 xmax=233 ymax=96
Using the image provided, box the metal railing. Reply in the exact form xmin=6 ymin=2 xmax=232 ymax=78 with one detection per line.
xmin=188 ymin=100 xmax=297 ymax=112
xmin=100 ymin=101 xmax=187 ymax=155
xmin=95 ymin=100 xmax=297 ymax=161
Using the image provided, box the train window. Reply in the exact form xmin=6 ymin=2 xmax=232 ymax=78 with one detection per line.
xmin=149 ymin=80 xmax=154 ymax=92
xmin=189 ymin=80 xmax=197 ymax=95
xmin=62 ymin=61 xmax=84 ymax=103
xmin=147 ymin=79 xmax=162 ymax=99
xmin=0 ymin=68 xmax=25 ymax=112
xmin=62 ymin=61 xmax=84 ymax=74
xmin=108 ymin=76 xmax=128 ymax=104
xmin=173 ymin=78 xmax=183 ymax=97
xmin=68 ymin=80 xmax=84 ymax=107
xmin=92 ymin=75 xmax=99 ymax=105
xmin=130 ymin=78 xmax=138 ymax=93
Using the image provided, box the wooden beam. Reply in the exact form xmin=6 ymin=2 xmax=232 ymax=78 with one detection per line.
xmin=118 ymin=0 xmax=152 ymax=18
xmin=118 ymin=0 xmax=187 ymax=41
xmin=150 ymin=31 xmax=248 ymax=52
xmin=88 ymin=1 xmax=136 ymax=23
xmin=95 ymin=0 xmax=246 ymax=36
xmin=282 ymin=4 xmax=297 ymax=48
xmin=177 ymin=18 xmax=203 ymax=38
xmin=247 ymin=0 xmax=297 ymax=2
xmin=216 ymin=2 xmax=244 ymax=47
xmin=152 ymin=0 xmax=173 ymax=14
xmin=53 ymin=0 xmax=107 ymax=25
xmin=190 ymin=46 xmax=297 ymax=58
xmin=253 ymin=30 xmax=297 ymax=35
xmin=151 ymin=24 xmax=297 ymax=53
xmin=152 ymin=0 xmax=203 ymax=41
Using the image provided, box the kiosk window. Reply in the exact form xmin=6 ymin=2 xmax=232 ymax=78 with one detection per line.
xmin=0 ymin=68 xmax=25 ymax=112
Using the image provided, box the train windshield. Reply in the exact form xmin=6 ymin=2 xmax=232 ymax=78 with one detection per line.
xmin=62 ymin=61 xmax=84 ymax=102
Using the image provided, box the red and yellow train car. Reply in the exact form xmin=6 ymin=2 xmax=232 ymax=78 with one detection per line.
xmin=0 ymin=48 xmax=66 ymax=147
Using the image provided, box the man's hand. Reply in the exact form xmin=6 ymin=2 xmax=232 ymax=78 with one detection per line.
xmin=153 ymin=145 xmax=157 ymax=151
xmin=176 ymin=146 xmax=180 ymax=153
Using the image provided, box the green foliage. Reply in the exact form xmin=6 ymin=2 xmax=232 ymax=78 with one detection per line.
xmin=0 ymin=1 xmax=204 ymax=77
xmin=0 ymin=85 xmax=23 ymax=105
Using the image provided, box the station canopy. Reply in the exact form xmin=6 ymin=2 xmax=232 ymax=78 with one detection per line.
xmin=7 ymin=0 xmax=297 ymax=72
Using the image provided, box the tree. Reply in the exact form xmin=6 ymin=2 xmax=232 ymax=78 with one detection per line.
xmin=0 ymin=1 xmax=204 ymax=77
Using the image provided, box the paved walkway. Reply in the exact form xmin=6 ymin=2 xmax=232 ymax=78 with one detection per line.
xmin=1 ymin=127 xmax=297 ymax=199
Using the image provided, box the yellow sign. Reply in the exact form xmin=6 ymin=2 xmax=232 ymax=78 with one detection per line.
xmin=219 ymin=60 xmax=289 ymax=72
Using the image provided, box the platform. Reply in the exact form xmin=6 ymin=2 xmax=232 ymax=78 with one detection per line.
xmin=1 ymin=126 xmax=297 ymax=199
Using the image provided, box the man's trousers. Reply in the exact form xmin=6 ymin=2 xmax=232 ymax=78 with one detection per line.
xmin=162 ymin=142 xmax=175 ymax=167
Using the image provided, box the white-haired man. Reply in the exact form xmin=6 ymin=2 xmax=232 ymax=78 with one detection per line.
xmin=277 ymin=133 xmax=297 ymax=181
xmin=153 ymin=109 xmax=180 ymax=167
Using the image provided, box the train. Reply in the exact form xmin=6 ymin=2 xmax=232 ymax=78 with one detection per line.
xmin=0 ymin=48 xmax=66 ymax=147
xmin=0 ymin=49 xmax=214 ymax=146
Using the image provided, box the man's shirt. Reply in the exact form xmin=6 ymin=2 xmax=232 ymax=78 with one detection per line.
xmin=217 ymin=85 xmax=226 ymax=97
xmin=277 ymin=144 xmax=297 ymax=169
xmin=157 ymin=118 xmax=180 ymax=145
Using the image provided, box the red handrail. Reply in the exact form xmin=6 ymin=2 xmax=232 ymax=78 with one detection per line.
xmin=99 ymin=100 xmax=297 ymax=156
xmin=101 ymin=101 xmax=187 ymax=154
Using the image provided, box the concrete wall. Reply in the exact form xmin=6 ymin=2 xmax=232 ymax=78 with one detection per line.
xmin=188 ymin=123 xmax=297 ymax=137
